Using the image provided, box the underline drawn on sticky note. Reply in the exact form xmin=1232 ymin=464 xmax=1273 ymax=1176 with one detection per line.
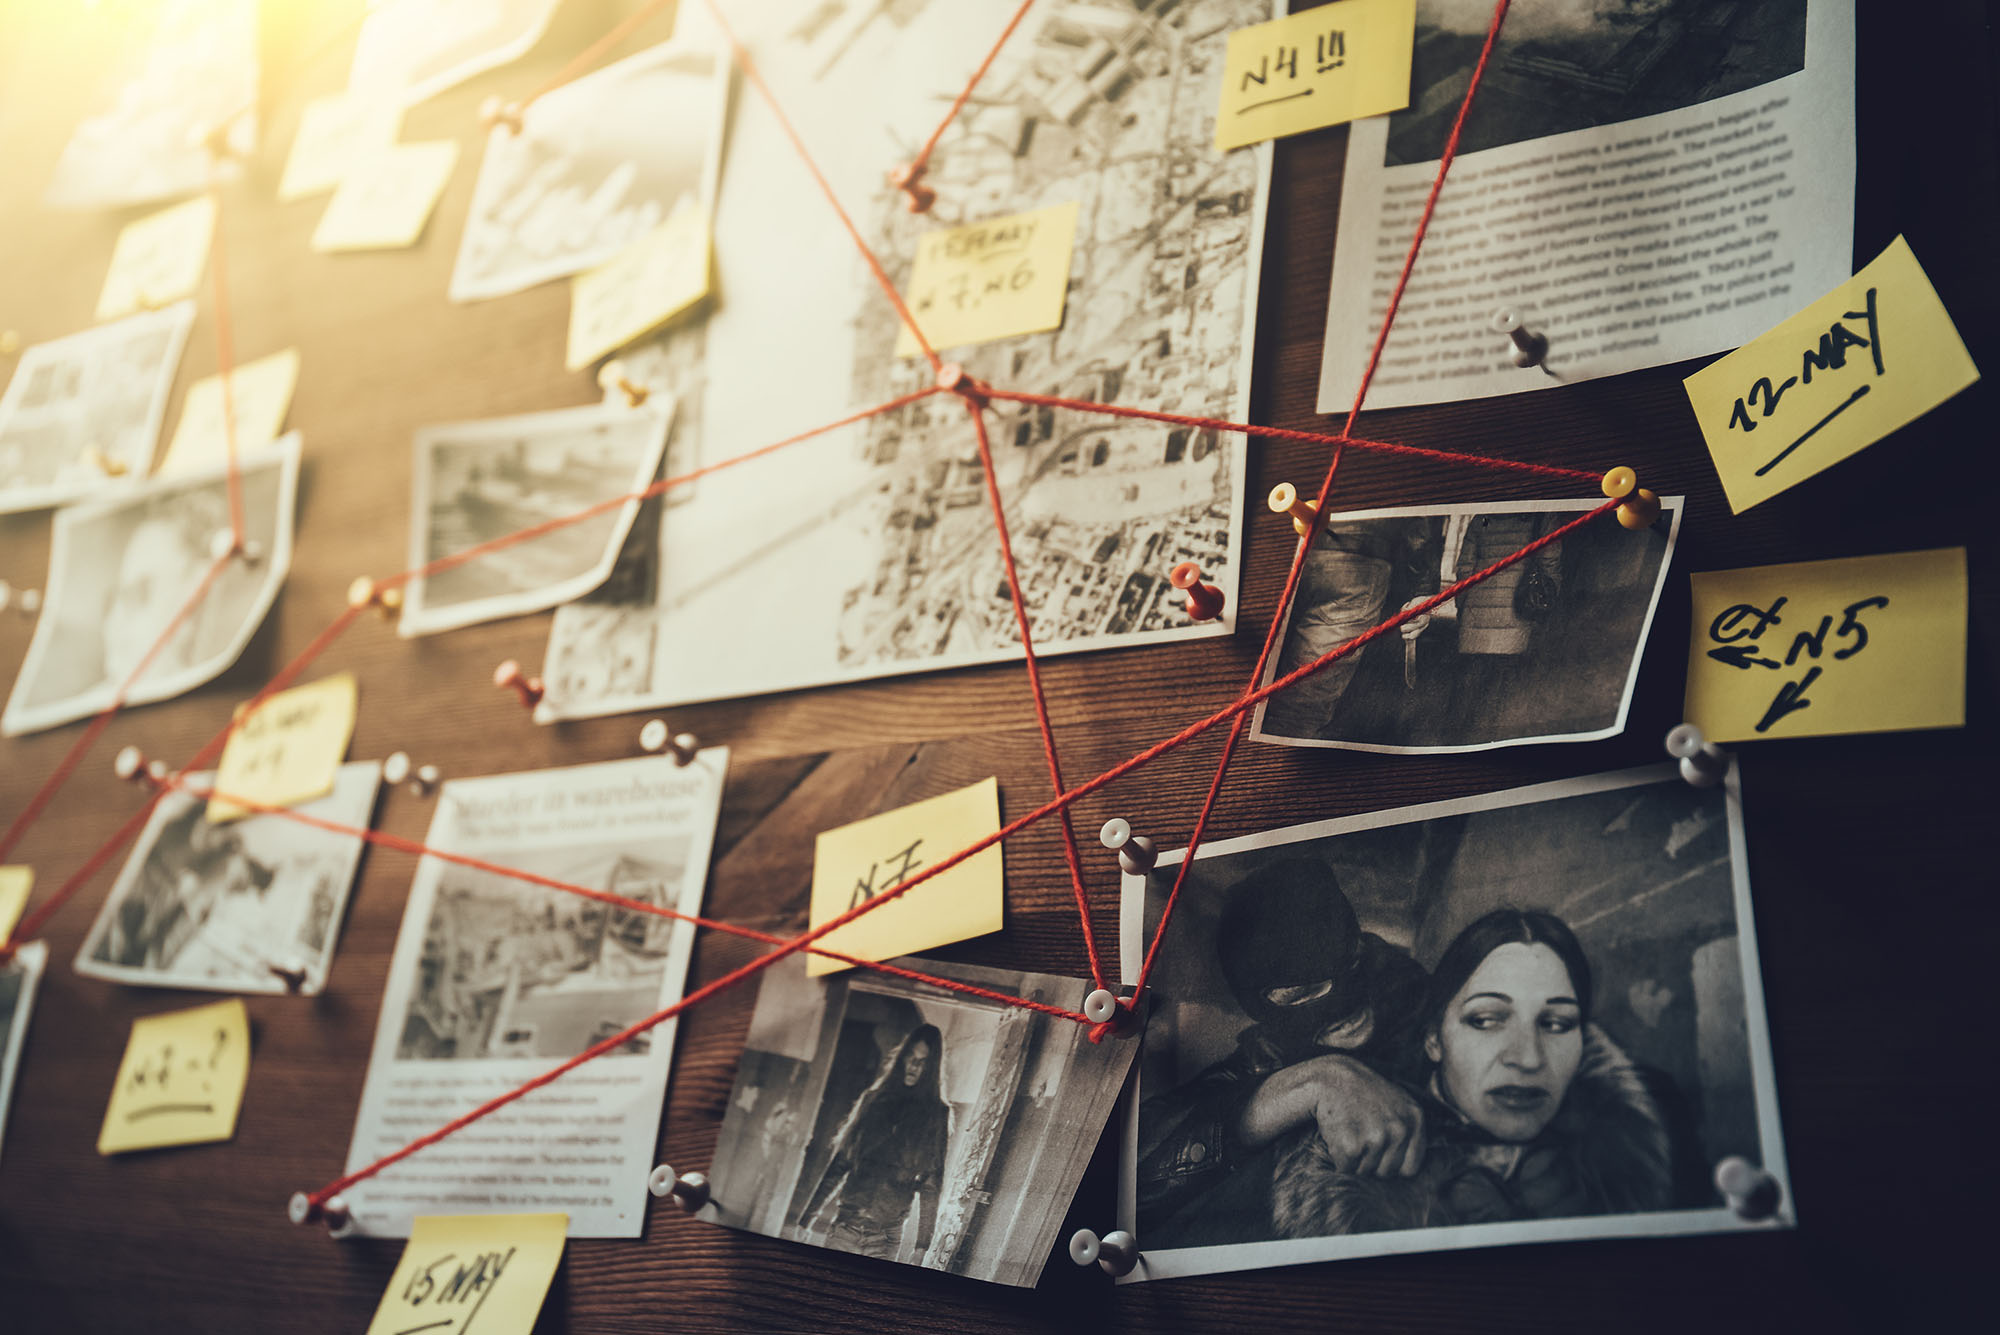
xmin=1683 ymin=236 xmax=1980 ymax=514
xmin=313 ymin=140 xmax=460 ymax=252
xmin=1214 ymin=0 xmax=1415 ymax=152
xmin=567 ymin=205 xmax=712 ymax=371
xmin=1684 ymin=547 xmax=1967 ymax=744
xmin=895 ymin=202 xmax=1079 ymax=359
xmin=96 ymin=195 xmax=217 ymax=322
xmin=364 ymin=1212 xmax=568 ymax=1335
xmin=208 ymin=671 xmax=358 ymax=822
xmin=160 ymin=347 xmax=300 ymax=476
xmin=0 ymin=866 xmax=30 ymax=942
xmin=98 ymin=997 xmax=251 ymax=1154
xmin=808 ymin=777 xmax=1004 ymax=976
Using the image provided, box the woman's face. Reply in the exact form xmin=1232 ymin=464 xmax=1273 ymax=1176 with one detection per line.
xmin=901 ymin=1040 xmax=931 ymax=1087
xmin=1427 ymin=942 xmax=1583 ymax=1142
xmin=102 ymin=517 xmax=203 ymax=684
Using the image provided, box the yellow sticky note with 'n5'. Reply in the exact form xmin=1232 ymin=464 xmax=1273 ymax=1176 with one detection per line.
xmin=0 ymin=866 xmax=31 ymax=942
xmin=1214 ymin=0 xmax=1415 ymax=152
xmin=567 ymin=206 xmax=711 ymax=370
xmin=208 ymin=671 xmax=358 ymax=822
xmin=98 ymin=998 xmax=250 ymax=1154
xmin=895 ymin=203 xmax=1079 ymax=359
xmin=312 ymin=140 xmax=459 ymax=252
xmin=366 ymin=1213 xmax=568 ymax=1335
xmin=96 ymin=195 xmax=217 ymax=322
xmin=1684 ymin=237 xmax=1980 ymax=514
xmin=160 ymin=347 xmax=300 ymax=476
xmin=808 ymin=777 xmax=1003 ymax=976
xmin=279 ymin=91 xmax=404 ymax=202
xmin=1684 ymin=548 xmax=1966 ymax=744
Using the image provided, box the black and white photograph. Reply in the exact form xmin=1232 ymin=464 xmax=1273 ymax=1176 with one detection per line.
xmin=448 ymin=40 xmax=729 ymax=302
xmin=707 ymin=954 xmax=1138 ymax=1287
xmin=0 ymin=301 xmax=195 ymax=514
xmin=1253 ymin=499 xmax=1681 ymax=753
xmin=0 ymin=942 xmax=47 ymax=1167
xmin=347 ymin=0 xmax=563 ymax=108
xmin=74 ymin=761 xmax=382 ymax=996
xmin=1117 ymin=765 xmax=1788 ymax=1280
xmin=400 ymin=399 xmax=675 ymax=638
xmin=2 ymin=436 xmax=300 ymax=737
xmin=1386 ymin=0 xmax=1809 ymax=167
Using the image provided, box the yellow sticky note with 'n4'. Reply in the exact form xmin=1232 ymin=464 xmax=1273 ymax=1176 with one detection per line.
xmin=160 ymin=347 xmax=300 ymax=476
xmin=808 ymin=777 xmax=1003 ymax=976
xmin=98 ymin=998 xmax=250 ymax=1154
xmin=312 ymin=140 xmax=459 ymax=252
xmin=279 ymin=91 xmax=404 ymax=202
xmin=1683 ymin=237 xmax=1980 ymax=514
xmin=895 ymin=202 xmax=1079 ymax=359
xmin=0 ymin=866 xmax=31 ymax=942
xmin=1214 ymin=0 xmax=1415 ymax=152
xmin=96 ymin=195 xmax=217 ymax=322
xmin=567 ymin=206 xmax=711 ymax=370
xmin=208 ymin=671 xmax=358 ymax=822
xmin=1684 ymin=548 xmax=1966 ymax=744
xmin=366 ymin=1213 xmax=568 ymax=1335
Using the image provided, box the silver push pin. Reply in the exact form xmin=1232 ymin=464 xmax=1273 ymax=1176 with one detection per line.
xmin=1069 ymin=1227 xmax=1138 ymax=1277
xmin=647 ymin=1164 xmax=711 ymax=1213
xmin=1100 ymin=818 xmax=1156 ymax=875
xmin=1714 ymin=1156 xmax=1783 ymax=1222
xmin=0 ymin=580 xmax=40 ymax=616
xmin=1665 ymin=723 xmax=1729 ymax=788
xmin=266 ymin=957 xmax=309 ymax=994
xmin=1491 ymin=308 xmax=1550 ymax=370
xmin=289 ymin=1191 xmax=355 ymax=1237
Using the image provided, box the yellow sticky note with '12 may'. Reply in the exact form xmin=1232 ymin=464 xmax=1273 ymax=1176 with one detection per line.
xmin=896 ymin=203 xmax=1079 ymax=359
xmin=1684 ymin=548 xmax=1966 ymax=744
xmin=0 ymin=866 xmax=31 ymax=942
xmin=96 ymin=195 xmax=217 ymax=322
xmin=1683 ymin=237 xmax=1980 ymax=513
xmin=365 ymin=1213 xmax=568 ymax=1335
xmin=160 ymin=347 xmax=300 ymax=476
xmin=567 ymin=206 xmax=711 ymax=370
xmin=98 ymin=998 xmax=250 ymax=1154
xmin=1214 ymin=0 xmax=1415 ymax=152
xmin=208 ymin=671 xmax=358 ymax=822
xmin=809 ymin=777 xmax=1004 ymax=976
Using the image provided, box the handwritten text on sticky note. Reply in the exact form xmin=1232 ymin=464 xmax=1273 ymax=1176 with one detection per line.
xmin=366 ymin=1213 xmax=568 ymax=1335
xmin=161 ymin=347 xmax=300 ymax=476
xmin=896 ymin=203 xmax=1078 ymax=358
xmin=208 ymin=671 xmax=358 ymax=822
xmin=280 ymin=91 xmax=405 ymax=202
xmin=98 ymin=998 xmax=250 ymax=1154
xmin=96 ymin=195 xmax=217 ymax=322
xmin=1685 ymin=547 xmax=1966 ymax=743
xmin=1215 ymin=0 xmax=1415 ymax=152
xmin=1684 ymin=237 xmax=1980 ymax=513
xmin=0 ymin=866 xmax=30 ymax=942
xmin=809 ymin=777 xmax=1003 ymax=976
xmin=313 ymin=140 xmax=460 ymax=252
xmin=568 ymin=206 xmax=711 ymax=370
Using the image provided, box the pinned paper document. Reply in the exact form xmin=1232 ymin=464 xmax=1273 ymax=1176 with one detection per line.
xmin=1215 ymin=0 xmax=1415 ymax=151
xmin=896 ymin=203 xmax=1079 ymax=358
xmin=313 ymin=141 xmax=459 ymax=251
xmin=279 ymin=91 xmax=404 ymax=202
xmin=96 ymin=195 xmax=217 ymax=321
xmin=208 ymin=671 xmax=358 ymax=822
xmin=567 ymin=206 xmax=711 ymax=370
xmin=364 ymin=1213 xmax=568 ymax=1335
xmin=160 ymin=347 xmax=300 ymax=475
xmin=98 ymin=998 xmax=250 ymax=1154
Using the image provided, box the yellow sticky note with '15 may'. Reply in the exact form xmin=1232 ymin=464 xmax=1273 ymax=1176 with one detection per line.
xmin=98 ymin=998 xmax=250 ymax=1154
xmin=208 ymin=671 xmax=358 ymax=822
xmin=1214 ymin=0 xmax=1415 ymax=152
xmin=366 ymin=1213 xmax=568 ymax=1335
xmin=809 ymin=777 xmax=1004 ymax=976
xmin=0 ymin=866 xmax=31 ymax=942
xmin=160 ymin=347 xmax=301 ymax=476
xmin=896 ymin=203 xmax=1078 ymax=359
xmin=567 ymin=206 xmax=712 ymax=370
xmin=96 ymin=195 xmax=217 ymax=322
xmin=1684 ymin=547 xmax=1967 ymax=744
xmin=1683 ymin=236 xmax=1980 ymax=513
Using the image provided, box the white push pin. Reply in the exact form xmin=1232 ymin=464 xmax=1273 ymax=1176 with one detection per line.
xmin=647 ymin=1164 xmax=711 ymax=1212
xmin=289 ymin=1191 xmax=354 ymax=1236
xmin=384 ymin=752 xmax=443 ymax=796
xmin=413 ymin=764 xmax=442 ymax=796
xmin=114 ymin=745 xmax=154 ymax=784
xmin=1491 ymin=308 xmax=1551 ymax=370
xmin=206 ymin=530 xmax=265 ymax=565
xmin=1068 ymin=1227 xmax=1138 ymax=1277
xmin=0 ymin=580 xmax=40 ymax=616
xmin=597 ymin=359 xmax=649 ymax=407
xmin=1714 ymin=1155 xmax=1783 ymax=1222
xmin=1665 ymin=723 xmax=1728 ymax=788
xmin=1082 ymin=989 xmax=1119 ymax=1024
xmin=1100 ymin=818 xmax=1157 ymax=875
xmin=383 ymin=751 xmax=411 ymax=786
xmin=346 ymin=576 xmax=403 ymax=621
xmin=478 ymin=95 xmax=524 ymax=135
xmin=639 ymin=719 xmax=668 ymax=753
xmin=266 ymin=958 xmax=309 ymax=994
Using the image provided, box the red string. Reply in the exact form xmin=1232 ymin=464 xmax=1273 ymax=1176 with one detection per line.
xmin=906 ymin=1 xmax=1039 ymax=178
xmin=519 ymin=0 xmax=674 ymax=112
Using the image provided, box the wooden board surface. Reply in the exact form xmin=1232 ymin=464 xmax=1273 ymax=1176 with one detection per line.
xmin=1 ymin=2 xmax=1994 ymax=1331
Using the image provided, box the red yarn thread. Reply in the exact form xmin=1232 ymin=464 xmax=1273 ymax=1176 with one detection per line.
xmin=906 ymin=1 xmax=1039 ymax=178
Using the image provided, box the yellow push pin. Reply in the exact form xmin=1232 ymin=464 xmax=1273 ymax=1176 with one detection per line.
xmin=346 ymin=576 xmax=404 ymax=620
xmin=81 ymin=445 xmax=128 ymax=477
xmin=1266 ymin=482 xmax=1319 ymax=538
xmin=597 ymin=360 xmax=649 ymax=407
xmin=0 ymin=330 xmax=20 ymax=356
xmin=1601 ymin=466 xmax=1660 ymax=531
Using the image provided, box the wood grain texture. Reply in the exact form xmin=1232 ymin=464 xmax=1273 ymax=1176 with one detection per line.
xmin=1 ymin=1 xmax=1994 ymax=1331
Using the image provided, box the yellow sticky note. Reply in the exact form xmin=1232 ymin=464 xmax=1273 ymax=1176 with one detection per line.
xmin=98 ymin=998 xmax=250 ymax=1154
xmin=96 ymin=195 xmax=217 ymax=321
xmin=279 ymin=90 xmax=404 ymax=202
xmin=808 ymin=777 xmax=1003 ymax=976
xmin=567 ymin=206 xmax=711 ymax=370
xmin=1684 ymin=237 xmax=1980 ymax=514
xmin=365 ymin=1213 xmax=568 ymax=1335
xmin=312 ymin=140 xmax=459 ymax=252
xmin=1685 ymin=548 xmax=1966 ymax=744
xmin=0 ymin=866 xmax=30 ymax=942
xmin=1214 ymin=0 xmax=1415 ymax=152
xmin=895 ymin=202 xmax=1079 ymax=358
xmin=160 ymin=347 xmax=300 ymax=476
xmin=208 ymin=671 xmax=358 ymax=822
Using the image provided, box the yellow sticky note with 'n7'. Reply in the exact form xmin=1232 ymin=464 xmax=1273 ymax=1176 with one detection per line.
xmin=208 ymin=671 xmax=358 ymax=822
xmin=1684 ymin=237 xmax=1980 ymax=514
xmin=366 ymin=1213 xmax=568 ymax=1335
xmin=567 ymin=206 xmax=711 ymax=370
xmin=0 ymin=866 xmax=31 ymax=941
xmin=1215 ymin=0 xmax=1415 ymax=151
xmin=160 ymin=347 xmax=301 ymax=476
xmin=98 ymin=998 xmax=250 ymax=1154
xmin=808 ymin=777 xmax=1003 ymax=976
xmin=1684 ymin=548 xmax=1966 ymax=744
xmin=96 ymin=195 xmax=217 ymax=322
xmin=896 ymin=203 xmax=1079 ymax=359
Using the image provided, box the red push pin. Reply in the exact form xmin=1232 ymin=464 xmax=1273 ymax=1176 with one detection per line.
xmin=1601 ymin=466 xmax=1662 ymax=531
xmin=493 ymin=660 xmax=544 ymax=709
xmin=935 ymin=361 xmax=988 ymax=407
xmin=888 ymin=162 xmax=935 ymax=213
xmin=1169 ymin=562 xmax=1225 ymax=622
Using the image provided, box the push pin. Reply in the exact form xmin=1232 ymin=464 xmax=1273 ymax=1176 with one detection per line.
xmin=1169 ymin=562 xmax=1225 ymax=622
xmin=266 ymin=957 xmax=309 ymax=994
xmin=639 ymin=720 xmax=700 ymax=765
xmin=1665 ymin=723 xmax=1728 ymax=788
xmin=597 ymin=359 xmax=649 ymax=407
xmin=346 ymin=576 xmax=403 ymax=620
xmin=478 ymin=95 xmax=524 ymax=135
xmin=1099 ymin=818 xmax=1157 ymax=875
xmin=0 ymin=580 xmax=39 ymax=616
xmin=1714 ymin=1156 xmax=1783 ymax=1222
xmin=935 ymin=361 xmax=988 ymax=407
xmin=1491 ymin=308 xmax=1550 ymax=370
xmin=1600 ymin=466 xmax=1661 ymax=530
xmin=0 ymin=330 xmax=20 ymax=355
xmin=1068 ymin=1227 xmax=1138 ymax=1277
xmin=1266 ymin=482 xmax=1319 ymax=538
xmin=647 ymin=1164 xmax=711 ymax=1213
xmin=113 ymin=745 xmax=166 ymax=786
xmin=493 ymin=659 xmax=544 ymax=709
xmin=289 ymin=1191 xmax=354 ymax=1236
xmin=81 ymin=445 xmax=127 ymax=477
xmin=888 ymin=162 xmax=935 ymax=213
xmin=383 ymin=751 xmax=443 ymax=796
xmin=184 ymin=119 xmax=242 ymax=162
xmin=207 ymin=530 xmax=265 ymax=565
